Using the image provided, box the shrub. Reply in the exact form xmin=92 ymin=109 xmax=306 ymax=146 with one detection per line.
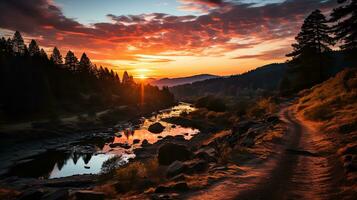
xmin=195 ymin=96 xmax=226 ymax=112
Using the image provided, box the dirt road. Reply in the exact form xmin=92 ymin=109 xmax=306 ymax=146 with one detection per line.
xmin=187 ymin=105 xmax=344 ymax=200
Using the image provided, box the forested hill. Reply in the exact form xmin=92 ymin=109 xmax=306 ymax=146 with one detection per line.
xmin=0 ymin=32 xmax=175 ymax=121
xmin=150 ymin=74 xmax=219 ymax=88
xmin=170 ymin=63 xmax=287 ymax=100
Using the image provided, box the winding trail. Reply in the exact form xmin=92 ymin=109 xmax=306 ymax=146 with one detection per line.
xmin=187 ymin=105 xmax=343 ymax=200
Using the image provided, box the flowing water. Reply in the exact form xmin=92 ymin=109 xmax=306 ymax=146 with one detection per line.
xmin=7 ymin=103 xmax=199 ymax=179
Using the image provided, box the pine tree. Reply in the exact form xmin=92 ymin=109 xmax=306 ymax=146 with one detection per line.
xmin=78 ymin=53 xmax=92 ymax=74
xmin=40 ymin=48 xmax=48 ymax=59
xmin=12 ymin=31 xmax=26 ymax=54
xmin=50 ymin=47 xmax=63 ymax=64
xmin=65 ymin=50 xmax=78 ymax=71
xmin=28 ymin=40 xmax=40 ymax=56
xmin=287 ymin=10 xmax=334 ymax=58
xmin=122 ymin=71 xmax=131 ymax=84
xmin=285 ymin=10 xmax=334 ymax=90
xmin=330 ymin=0 xmax=357 ymax=50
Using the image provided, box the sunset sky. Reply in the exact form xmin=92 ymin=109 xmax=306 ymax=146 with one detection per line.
xmin=0 ymin=0 xmax=337 ymax=79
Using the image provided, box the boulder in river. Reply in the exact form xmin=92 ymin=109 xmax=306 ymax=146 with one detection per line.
xmin=158 ymin=143 xmax=192 ymax=165
xmin=141 ymin=139 xmax=149 ymax=147
xmin=133 ymin=139 xmax=140 ymax=144
xmin=148 ymin=122 xmax=165 ymax=133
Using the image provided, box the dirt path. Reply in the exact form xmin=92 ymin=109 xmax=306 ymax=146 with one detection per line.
xmin=187 ymin=105 xmax=343 ymax=200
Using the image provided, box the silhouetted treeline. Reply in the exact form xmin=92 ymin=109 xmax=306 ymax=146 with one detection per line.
xmin=0 ymin=32 xmax=174 ymax=120
xmin=281 ymin=0 xmax=357 ymax=94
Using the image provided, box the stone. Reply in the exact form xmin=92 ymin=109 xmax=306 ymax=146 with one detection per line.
xmin=166 ymin=161 xmax=187 ymax=178
xmin=18 ymin=189 xmax=43 ymax=200
xmin=154 ymin=182 xmax=189 ymax=193
xmin=158 ymin=143 xmax=192 ymax=165
xmin=148 ymin=122 xmax=165 ymax=134
xmin=187 ymin=160 xmax=208 ymax=173
xmin=41 ymin=189 xmax=68 ymax=200
xmin=74 ymin=190 xmax=105 ymax=200
xmin=172 ymin=182 xmax=189 ymax=192
xmin=133 ymin=139 xmax=140 ymax=144
xmin=141 ymin=139 xmax=149 ymax=147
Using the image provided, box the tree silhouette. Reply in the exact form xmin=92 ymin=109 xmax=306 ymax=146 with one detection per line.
xmin=28 ymin=40 xmax=40 ymax=56
xmin=12 ymin=31 xmax=26 ymax=54
xmin=0 ymin=31 xmax=175 ymax=120
xmin=122 ymin=71 xmax=131 ymax=85
xmin=330 ymin=0 xmax=357 ymax=50
xmin=65 ymin=50 xmax=78 ymax=71
xmin=40 ymin=48 xmax=48 ymax=59
xmin=286 ymin=10 xmax=334 ymax=84
xmin=78 ymin=53 xmax=92 ymax=74
xmin=50 ymin=47 xmax=63 ymax=65
xmin=287 ymin=10 xmax=334 ymax=59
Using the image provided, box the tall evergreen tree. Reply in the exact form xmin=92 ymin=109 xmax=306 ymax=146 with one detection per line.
xmin=50 ymin=47 xmax=63 ymax=64
xmin=40 ymin=48 xmax=48 ymax=59
xmin=284 ymin=10 xmax=334 ymax=92
xmin=12 ymin=31 xmax=26 ymax=54
xmin=287 ymin=10 xmax=334 ymax=59
xmin=65 ymin=50 xmax=78 ymax=71
xmin=28 ymin=39 xmax=40 ymax=56
xmin=330 ymin=0 xmax=357 ymax=50
xmin=78 ymin=53 xmax=92 ymax=74
xmin=122 ymin=71 xmax=131 ymax=84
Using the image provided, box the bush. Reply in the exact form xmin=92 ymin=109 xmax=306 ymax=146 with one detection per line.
xmin=195 ymin=96 xmax=226 ymax=112
xmin=247 ymin=97 xmax=277 ymax=118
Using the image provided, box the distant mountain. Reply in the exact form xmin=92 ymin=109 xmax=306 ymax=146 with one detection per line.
xmin=170 ymin=63 xmax=288 ymax=100
xmin=150 ymin=74 xmax=219 ymax=88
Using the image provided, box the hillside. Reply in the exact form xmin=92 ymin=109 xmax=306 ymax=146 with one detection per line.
xmin=296 ymin=68 xmax=357 ymax=197
xmin=170 ymin=63 xmax=287 ymax=100
xmin=150 ymin=74 xmax=219 ymax=88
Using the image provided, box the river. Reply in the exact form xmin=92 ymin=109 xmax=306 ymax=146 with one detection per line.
xmin=7 ymin=103 xmax=199 ymax=179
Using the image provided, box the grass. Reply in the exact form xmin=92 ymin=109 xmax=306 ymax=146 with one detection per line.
xmin=297 ymin=68 xmax=357 ymax=122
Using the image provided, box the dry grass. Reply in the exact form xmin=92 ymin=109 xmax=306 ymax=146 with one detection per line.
xmin=297 ymin=68 xmax=357 ymax=123
xmin=297 ymin=68 xmax=357 ymax=184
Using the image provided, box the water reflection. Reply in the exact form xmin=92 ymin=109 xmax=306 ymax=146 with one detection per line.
xmin=8 ymin=103 xmax=199 ymax=179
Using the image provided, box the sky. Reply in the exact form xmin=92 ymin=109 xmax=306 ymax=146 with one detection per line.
xmin=0 ymin=0 xmax=337 ymax=79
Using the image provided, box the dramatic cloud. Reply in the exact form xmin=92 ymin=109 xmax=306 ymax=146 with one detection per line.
xmin=0 ymin=0 xmax=337 ymax=72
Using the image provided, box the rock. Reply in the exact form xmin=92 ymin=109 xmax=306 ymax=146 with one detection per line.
xmin=166 ymin=161 xmax=187 ymax=178
xmin=155 ymin=185 xmax=170 ymax=193
xmin=169 ymin=174 xmax=186 ymax=182
xmin=151 ymin=194 xmax=173 ymax=200
xmin=141 ymin=139 xmax=149 ymax=147
xmin=155 ymin=182 xmax=189 ymax=193
xmin=18 ymin=189 xmax=43 ymax=200
xmin=158 ymin=143 xmax=192 ymax=165
xmin=183 ymin=133 xmax=189 ymax=136
xmin=172 ymin=182 xmax=189 ymax=192
xmin=158 ymin=136 xmax=163 ymax=139
xmin=74 ymin=190 xmax=105 ymax=200
xmin=187 ymin=160 xmax=208 ymax=173
xmin=171 ymin=124 xmax=177 ymax=128
xmin=133 ymin=139 xmax=140 ymax=144
xmin=266 ymin=115 xmax=280 ymax=123
xmin=195 ymin=151 xmax=216 ymax=163
xmin=232 ymin=120 xmax=257 ymax=135
xmin=41 ymin=189 xmax=69 ymax=200
xmin=109 ymin=143 xmax=131 ymax=149
xmin=84 ymin=166 xmax=90 ymax=169
xmin=148 ymin=122 xmax=166 ymax=134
